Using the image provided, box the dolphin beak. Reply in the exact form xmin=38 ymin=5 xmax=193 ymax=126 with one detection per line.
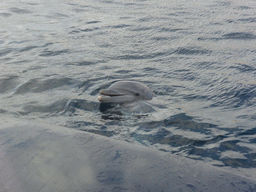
xmin=98 ymin=95 xmax=135 ymax=103
xmin=98 ymin=89 xmax=136 ymax=103
xmin=99 ymin=89 xmax=125 ymax=96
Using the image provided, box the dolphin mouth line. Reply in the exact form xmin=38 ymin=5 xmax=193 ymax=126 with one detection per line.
xmin=99 ymin=90 xmax=128 ymax=97
xmin=99 ymin=92 xmax=126 ymax=97
xmin=98 ymin=92 xmax=135 ymax=103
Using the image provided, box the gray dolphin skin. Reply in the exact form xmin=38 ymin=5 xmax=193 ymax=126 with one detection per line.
xmin=98 ymin=81 xmax=155 ymax=103
xmin=1 ymin=121 xmax=256 ymax=192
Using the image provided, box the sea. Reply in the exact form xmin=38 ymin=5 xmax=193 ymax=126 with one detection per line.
xmin=1 ymin=0 xmax=256 ymax=179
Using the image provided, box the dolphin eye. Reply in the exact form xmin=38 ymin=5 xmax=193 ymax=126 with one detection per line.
xmin=135 ymin=93 xmax=140 ymax=96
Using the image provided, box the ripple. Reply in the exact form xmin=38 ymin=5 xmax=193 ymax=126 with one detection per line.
xmin=9 ymin=7 xmax=32 ymax=14
xmin=22 ymin=98 xmax=99 ymax=117
xmin=237 ymin=128 xmax=256 ymax=136
xmin=70 ymin=60 xmax=105 ymax=66
xmin=159 ymin=27 xmax=184 ymax=32
xmin=73 ymin=8 xmax=87 ymax=13
xmin=137 ymin=113 xmax=216 ymax=134
xmin=111 ymin=24 xmax=131 ymax=29
xmin=115 ymin=69 xmax=133 ymax=74
xmin=222 ymin=32 xmax=256 ymax=40
xmin=86 ymin=21 xmax=101 ymax=24
xmin=66 ymin=99 xmax=99 ymax=112
xmin=153 ymin=85 xmax=176 ymax=96
xmin=129 ymin=26 xmax=152 ymax=31
xmin=0 ymin=48 xmax=12 ymax=57
xmin=14 ymin=78 xmax=74 ymax=94
xmin=19 ymin=46 xmax=38 ymax=52
xmin=69 ymin=27 xmax=99 ymax=34
xmin=0 ymin=108 xmax=8 ymax=114
xmin=210 ymin=84 xmax=256 ymax=108
xmin=0 ymin=13 xmax=12 ymax=17
xmin=22 ymin=99 xmax=69 ymax=114
xmin=229 ymin=63 xmax=255 ymax=72
xmin=174 ymin=47 xmax=212 ymax=55
xmin=114 ymin=51 xmax=168 ymax=60
xmin=238 ymin=17 xmax=256 ymax=23
xmin=0 ymin=75 xmax=19 ymax=94
xmin=236 ymin=6 xmax=252 ymax=10
xmin=39 ymin=49 xmax=70 ymax=57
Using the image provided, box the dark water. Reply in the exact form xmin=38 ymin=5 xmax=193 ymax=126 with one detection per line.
xmin=1 ymin=0 xmax=256 ymax=178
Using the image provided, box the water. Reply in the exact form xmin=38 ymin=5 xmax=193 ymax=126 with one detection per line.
xmin=1 ymin=0 xmax=256 ymax=179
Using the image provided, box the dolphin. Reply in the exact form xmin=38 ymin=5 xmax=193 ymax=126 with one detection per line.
xmin=98 ymin=81 xmax=155 ymax=104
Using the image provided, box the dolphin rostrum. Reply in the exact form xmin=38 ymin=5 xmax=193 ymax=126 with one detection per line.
xmin=98 ymin=81 xmax=155 ymax=104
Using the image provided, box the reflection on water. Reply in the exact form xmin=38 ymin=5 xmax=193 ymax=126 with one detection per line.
xmin=1 ymin=0 xmax=256 ymax=178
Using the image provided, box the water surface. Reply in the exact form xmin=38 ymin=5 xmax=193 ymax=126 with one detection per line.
xmin=1 ymin=0 xmax=256 ymax=179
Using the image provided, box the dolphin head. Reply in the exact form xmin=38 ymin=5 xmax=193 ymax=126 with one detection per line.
xmin=98 ymin=81 xmax=155 ymax=103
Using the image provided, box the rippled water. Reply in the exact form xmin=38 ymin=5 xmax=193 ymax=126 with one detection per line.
xmin=1 ymin=0 xmax=256 ymax=178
